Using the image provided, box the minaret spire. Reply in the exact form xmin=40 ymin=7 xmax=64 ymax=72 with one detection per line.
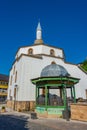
xmin=36 ymin=22 xmax=42 ymax=40
xmin=37 ymin=22 xmax=41 ymax=31
xmin=34 ymin=22 xmax=44 ymax=44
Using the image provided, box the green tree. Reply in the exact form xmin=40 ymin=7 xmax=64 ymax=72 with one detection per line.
xmin=81 ymin=60 xmax=87 ymax=72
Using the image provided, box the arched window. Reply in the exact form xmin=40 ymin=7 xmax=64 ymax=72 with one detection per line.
xmin=13 ymin=66 xmax=15 ymax=74
xmin=50 ymin=49 xmax=55 ymax=56
xmin=15 ymin=71 xmax=17 ymax=83
xmin=14 ymin=88 xmax=16 ymax=98
xmin=28 ymin=48 xmax=33 ymax=55
xmin=10 ymin=75 xmax=12 ymax=85
xmin=9 ymin=89 xmax=11 ymax=97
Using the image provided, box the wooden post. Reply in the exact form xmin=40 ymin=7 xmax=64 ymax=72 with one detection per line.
xmin=71 ymin=87 xmax=73 ymax=99
xmin=73 ymin=86 xmax=76 ymax=103
xmin=35 ymin=86 xmax=37 ymax=105
xmin=36 ymin=86 xmax=39 ymax=105
xmin=45 ymin=85 xmax=48 ymax=109
xmin=63 ymin=87 xmax=67 ymax=108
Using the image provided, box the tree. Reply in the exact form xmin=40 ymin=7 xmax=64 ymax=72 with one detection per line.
xmin=81 ymin=60 xmax=87 ymax=72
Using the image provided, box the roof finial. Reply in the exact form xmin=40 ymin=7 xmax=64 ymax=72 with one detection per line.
xmin=37 ymin=21 xmax=41 ymax=31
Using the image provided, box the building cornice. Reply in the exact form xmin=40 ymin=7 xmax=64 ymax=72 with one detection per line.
xmin=10 ymin=53 xmax=77 ymax=72
xmin=64 ymin=61 xmax=77 ymax=66
xmin=39 ymin=53 xmax=64 ymax=60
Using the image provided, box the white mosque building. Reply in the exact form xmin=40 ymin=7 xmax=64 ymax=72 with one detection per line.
xmin=7 ymin=23 xmax=87 ymax=111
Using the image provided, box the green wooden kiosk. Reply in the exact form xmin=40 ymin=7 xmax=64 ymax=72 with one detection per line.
xmin=31 ymin=64 xmax=80 ymax=119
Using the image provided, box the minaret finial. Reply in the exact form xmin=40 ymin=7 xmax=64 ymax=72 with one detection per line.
xmin=37 ymin=22 xmax=41 ymax=31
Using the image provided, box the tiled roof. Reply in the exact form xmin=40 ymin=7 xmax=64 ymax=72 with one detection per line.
xmin=41 ymin=64 xmax=70 ymax=77
xmin=0 ymin=74 xmax=9 ymax=82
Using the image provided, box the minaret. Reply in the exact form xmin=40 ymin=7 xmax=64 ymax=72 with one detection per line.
xmin=34 ymin=22 xmax=44 ymax=44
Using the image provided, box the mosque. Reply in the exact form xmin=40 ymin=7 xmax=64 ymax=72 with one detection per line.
xmin=7 ymin=23 xmax=87 ymax=115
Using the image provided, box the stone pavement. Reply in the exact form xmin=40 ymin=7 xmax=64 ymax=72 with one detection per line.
xmin=0 ymin=114 xmax=55 ymax=130
xmin=2 ymin=110 xmax=87 ymax=130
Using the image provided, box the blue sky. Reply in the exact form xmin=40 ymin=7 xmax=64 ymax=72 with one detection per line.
xmin=0 ymin=0 xmax=87 ymax=75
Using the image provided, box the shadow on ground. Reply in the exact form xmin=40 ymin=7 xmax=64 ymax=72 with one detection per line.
xmin=0 ymin=114 xmax=55 ymax=130
xmin=0 ymin=114 xmax=29 ymax=130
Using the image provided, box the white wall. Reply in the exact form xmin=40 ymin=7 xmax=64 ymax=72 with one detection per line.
xmin=15 ymin=45 xmax=63 ymax=59
xmin=7 ymin=58 xmax=23 ymax=100
xmin=16 ymin=55 xmax=42 ymax=101
xmin=42 ymin=45 xmax=63 ymax=58
xmin=8 ymin=45 xmax=87 ymax=102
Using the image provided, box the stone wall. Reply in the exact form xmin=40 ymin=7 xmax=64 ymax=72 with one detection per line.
xmin=7 ymin=100 xmax=35 ymax=112
xmin=71 ymin=103 xmax=87 ymax=121
xmin=7 ymin=100 xmax=14 ymax=109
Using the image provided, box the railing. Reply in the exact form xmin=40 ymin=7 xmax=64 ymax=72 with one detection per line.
xmin=0 ymin=92 xmax=7 ymax=96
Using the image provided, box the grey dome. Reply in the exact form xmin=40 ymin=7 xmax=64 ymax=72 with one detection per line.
xmin=41 ymin=64 xmax=70 ymax=77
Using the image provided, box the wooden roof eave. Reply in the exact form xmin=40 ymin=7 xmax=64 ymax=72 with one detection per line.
xmin=31 ymin=76 xmax=80 ymax=85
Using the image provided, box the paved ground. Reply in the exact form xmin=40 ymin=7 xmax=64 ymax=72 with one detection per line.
xmin=0 ymin=113 xmax=55 ymax=130
xmin=0 ymin=110 xmax=87 ymax=130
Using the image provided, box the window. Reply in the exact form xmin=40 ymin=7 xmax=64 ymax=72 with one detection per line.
xmin=9 ymin=89 xmax=12 ymax=100
xmin=28 ymin=48 xmax=33 ymax=55
xmin=0 ymin=81 xmax=5 ymax=85
xmin=50 ymin=49 xmax=55 ymax=56
xmin=5 ymin=82 xmax=8 ymax=85
xmin=9 ymin=89 xmax=11 ymax=97
xmin=0 ymin=81 xmax=2 ymax=85
xmin=14 ymin=88 xmax=16 ymax=98
xmin=15 ymin=71 xmax=17 ymax=83
xmin=10 ymin=76 xmax=12 ymax=85
xmin=13 ymin=66 xmax=15 ymax=74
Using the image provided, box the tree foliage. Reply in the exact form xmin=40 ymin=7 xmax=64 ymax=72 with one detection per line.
xmin=81 ymin=60 xmax=87 ymax=72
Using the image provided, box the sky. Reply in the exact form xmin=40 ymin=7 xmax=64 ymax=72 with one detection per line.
xmin=0 ymin=0 xmax=87 ymax=75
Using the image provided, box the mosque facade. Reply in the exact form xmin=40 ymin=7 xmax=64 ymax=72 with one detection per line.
xmin=7 ymin=23 xmax=87 ymax=111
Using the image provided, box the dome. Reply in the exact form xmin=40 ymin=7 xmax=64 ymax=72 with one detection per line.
xmin=40 ymin=64 xmax=70 ymax=77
